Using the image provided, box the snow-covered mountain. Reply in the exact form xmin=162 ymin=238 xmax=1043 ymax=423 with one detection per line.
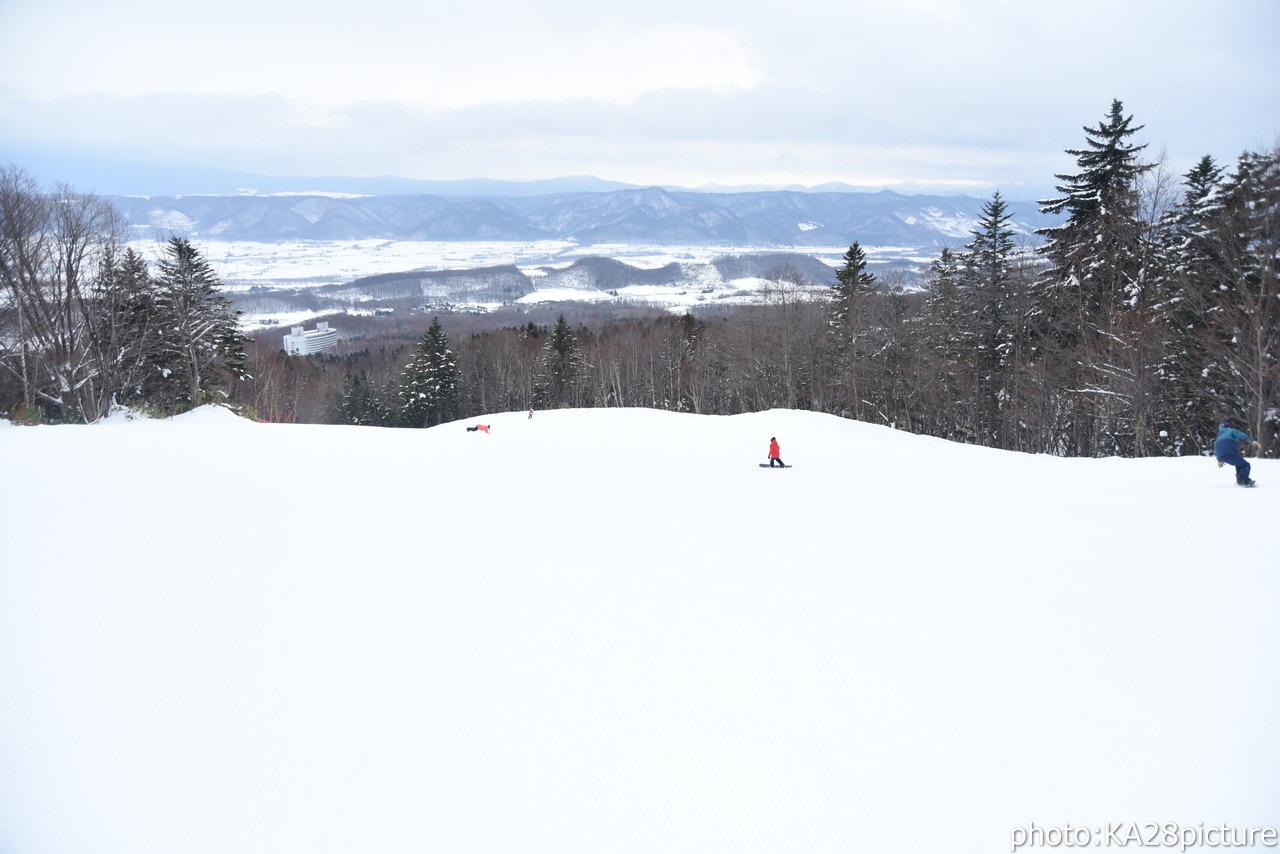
xmin=229 ymin=251 xmax=841 ymax=322
xmin=111 ymin=187 xmax=1060 ymax=247
xmin=2 ymin=406 xmax=1275 ymax=854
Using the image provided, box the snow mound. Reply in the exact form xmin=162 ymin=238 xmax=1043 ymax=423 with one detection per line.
xmin=1 ymin=408 xmax=1276 ymax=854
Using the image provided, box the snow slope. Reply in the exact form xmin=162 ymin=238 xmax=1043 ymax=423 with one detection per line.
xmin=1 ymin=407 xmax=1277 ymax=854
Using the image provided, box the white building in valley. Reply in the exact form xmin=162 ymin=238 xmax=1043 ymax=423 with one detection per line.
xmin=283 ymin=322 xmax=338 ymax=355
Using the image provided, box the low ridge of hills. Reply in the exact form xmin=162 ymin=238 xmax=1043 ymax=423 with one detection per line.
xmin=114 ymin=186 xmax=1059 ymax=247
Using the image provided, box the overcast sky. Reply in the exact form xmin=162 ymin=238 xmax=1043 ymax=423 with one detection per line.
xmin=1 ymin=0 xmax=1277 ymax=197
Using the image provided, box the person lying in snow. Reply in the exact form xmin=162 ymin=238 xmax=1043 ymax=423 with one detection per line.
xmin=466 ymin=424 xmax=491 ymax=433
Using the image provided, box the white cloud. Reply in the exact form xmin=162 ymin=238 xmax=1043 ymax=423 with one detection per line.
xmin=0 ymin=0 xmax=762 ymax=110
xmin=0 ymin=0 xmax=1277 ymax=190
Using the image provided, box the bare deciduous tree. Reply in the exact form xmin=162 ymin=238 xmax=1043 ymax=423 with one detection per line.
xmin=0 ymin=166 xmax=126 ymax=421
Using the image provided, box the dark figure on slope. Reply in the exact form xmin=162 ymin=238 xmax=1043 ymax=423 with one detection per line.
xmin=1214 ymin=421 xmax=1259 ymax=487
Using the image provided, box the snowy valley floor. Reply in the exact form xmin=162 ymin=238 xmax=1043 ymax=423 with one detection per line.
xmin=1 ymin=407 xmax=1277 ymax=854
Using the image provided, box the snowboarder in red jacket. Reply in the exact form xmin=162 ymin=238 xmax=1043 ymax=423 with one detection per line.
xmin=768 ymin=437 xmax=786 ymax=467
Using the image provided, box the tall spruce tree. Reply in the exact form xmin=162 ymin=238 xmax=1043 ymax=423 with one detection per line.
xmin=400 ymin=316 xmax=460 ymax=427
xmin=830 ymin=241 xmax=877 ymax=330
xmin=537 ymin=315 xmax=584 ymax=408
xmin=919 ymin=247 xmax=968 ymax=436
xmin=1035 ymin=100 xmax=1156 ymax=454
xmin=827 ymin=241 xmax=877 ymax=419
xmin=1150 ymin=155 xmax=1228 ymax=452
xmin=960 ymin=192 xmax=1019 ymax=444
xmin=148 ymin=236 xmax=250 ymax=409
xmin=1038 ymin=98 xmax=1155 ymax=324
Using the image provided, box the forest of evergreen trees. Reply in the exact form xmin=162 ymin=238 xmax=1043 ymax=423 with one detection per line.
xmin=3 ymin=101 xmax=1276 ymax=458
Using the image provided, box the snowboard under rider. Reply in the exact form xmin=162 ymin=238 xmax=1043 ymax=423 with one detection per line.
xmin=768 ymin=437 xmax=786 ymax=468
xmin=1214 ymin=420 xmax=1258 ymax=487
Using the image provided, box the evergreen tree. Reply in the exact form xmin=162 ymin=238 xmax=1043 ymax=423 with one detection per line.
xmin=1150 ymin=155 xmax=1229 ymax=452
xmin=1037 ymin=99 xmax=1155 ymax=323
xmin=537 ymin=315 xmax=584 ymax=408
xmin=965 ymin=192 xmax=1016 ymax=300
xmin=149 ymin=236 xmax=249 ymax=409
xmin=379 ymin=376 xmax=403 ymax=427
xmin=920 ymin=247 xmax=979 ymax=440
xmin=830 ymin=241 xmax=877 ymax=330
xmin=215 ymin=316 xmax=252 ymax=387
xmin=95 ymin=246 xmax=159 ymax=407
xmin=963 ymin=194 xmax=1018 ymax=346
xmin=1196 ymin=147 xmax=1280 ymax=451
xmin=1041 ymin=99 xmax=1152 ymax=219
xmin=1035 ymin=99 xmax=1156 ymax=454
xmin=1165 ymin=155 xmax=1227 ymax=254
xmin=341 ymin=371 xmax=381 ymax=426
xmin=400 ymin=316 xmax=460 ymax=427
xmin=960 ymin=192 xmax=1020 ymax=444
xmin=827 ymin=241 xmax=877 ymax=418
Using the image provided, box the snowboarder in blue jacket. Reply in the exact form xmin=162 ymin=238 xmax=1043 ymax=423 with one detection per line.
xmin=1214 ymin=421 xmax=1259 ymax=487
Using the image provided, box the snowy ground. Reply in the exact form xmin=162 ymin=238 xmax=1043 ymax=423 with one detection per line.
xmin=126 ymin=238 xmax=925 ymax=328
xmin=2 ymin=407 xmax=1277 ymax=854
xmin=126 ymin=238 xmax=865 ymax=290
xmin=127 ymin=238 xmax=589 ymax=288
xmin=127 ymin=238 xmax=856 ymax=327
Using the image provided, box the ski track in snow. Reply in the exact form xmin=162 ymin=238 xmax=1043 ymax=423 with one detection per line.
xmin=1 ymin=407 xmax=1277 ymax=854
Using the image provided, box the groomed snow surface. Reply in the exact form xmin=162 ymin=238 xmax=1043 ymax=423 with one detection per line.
xmin=1 ymin=406 xmax=1276 ymax=854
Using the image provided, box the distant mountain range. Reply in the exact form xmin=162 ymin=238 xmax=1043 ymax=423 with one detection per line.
xmin=113 ymin=187 xmax=1061 ymax=248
